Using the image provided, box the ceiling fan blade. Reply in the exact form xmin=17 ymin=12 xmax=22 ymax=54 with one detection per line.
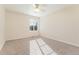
xmin=33 ymin=4 xmax=39 ymax=8
xmin=35 ymin=4 xmax=39 ymax=8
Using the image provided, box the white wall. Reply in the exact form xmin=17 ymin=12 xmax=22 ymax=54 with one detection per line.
xmin=0 ymin=5 xmax=5 ymax=50
xmin=40 ymin=5 xmax=79 ymax=47
xmin=5 ymin=10 xmax=39 ymax=40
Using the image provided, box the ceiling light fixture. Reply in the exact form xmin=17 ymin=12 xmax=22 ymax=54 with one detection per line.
xmin=34 ymin=8 xmax=40 ymax=12
xmin=33 ymin=4 xmax=40 ymax=12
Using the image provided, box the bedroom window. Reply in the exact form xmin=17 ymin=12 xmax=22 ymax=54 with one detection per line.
xmin=29 ymin=19 xmax=38 ymax=31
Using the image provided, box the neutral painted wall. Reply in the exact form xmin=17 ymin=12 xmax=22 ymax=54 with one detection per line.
xmin=40 ymin=5 xmax=79 ymax=47
xmin=0 ymin=5 xmax=5 ymax=50
xmin=5 ymin=10 xmax=39 ymax=40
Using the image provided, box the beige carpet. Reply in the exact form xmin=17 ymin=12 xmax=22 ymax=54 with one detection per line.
xmin=0 ymin=36 xmax=79 ymax=55
xmin=0 ymin=38 xmax=30 ymax=55
xmin=42 ymin=37 xmax=79 ymax=55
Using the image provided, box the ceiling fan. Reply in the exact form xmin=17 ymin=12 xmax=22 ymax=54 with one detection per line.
xmin=33 ymin=4 xmax=39 ymax=9
xmin=33 ymin=4 xmax=46 ymax=12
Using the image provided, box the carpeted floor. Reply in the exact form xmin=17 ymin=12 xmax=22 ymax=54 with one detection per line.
xmin=0 ymin=36 xmax=79 ymax=55
xmin=30 ymin=38 xmax=57 ymax=55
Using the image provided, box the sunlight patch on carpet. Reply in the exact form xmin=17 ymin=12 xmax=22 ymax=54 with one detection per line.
xmin=30 ymin=38 xmax=57 ymax=55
